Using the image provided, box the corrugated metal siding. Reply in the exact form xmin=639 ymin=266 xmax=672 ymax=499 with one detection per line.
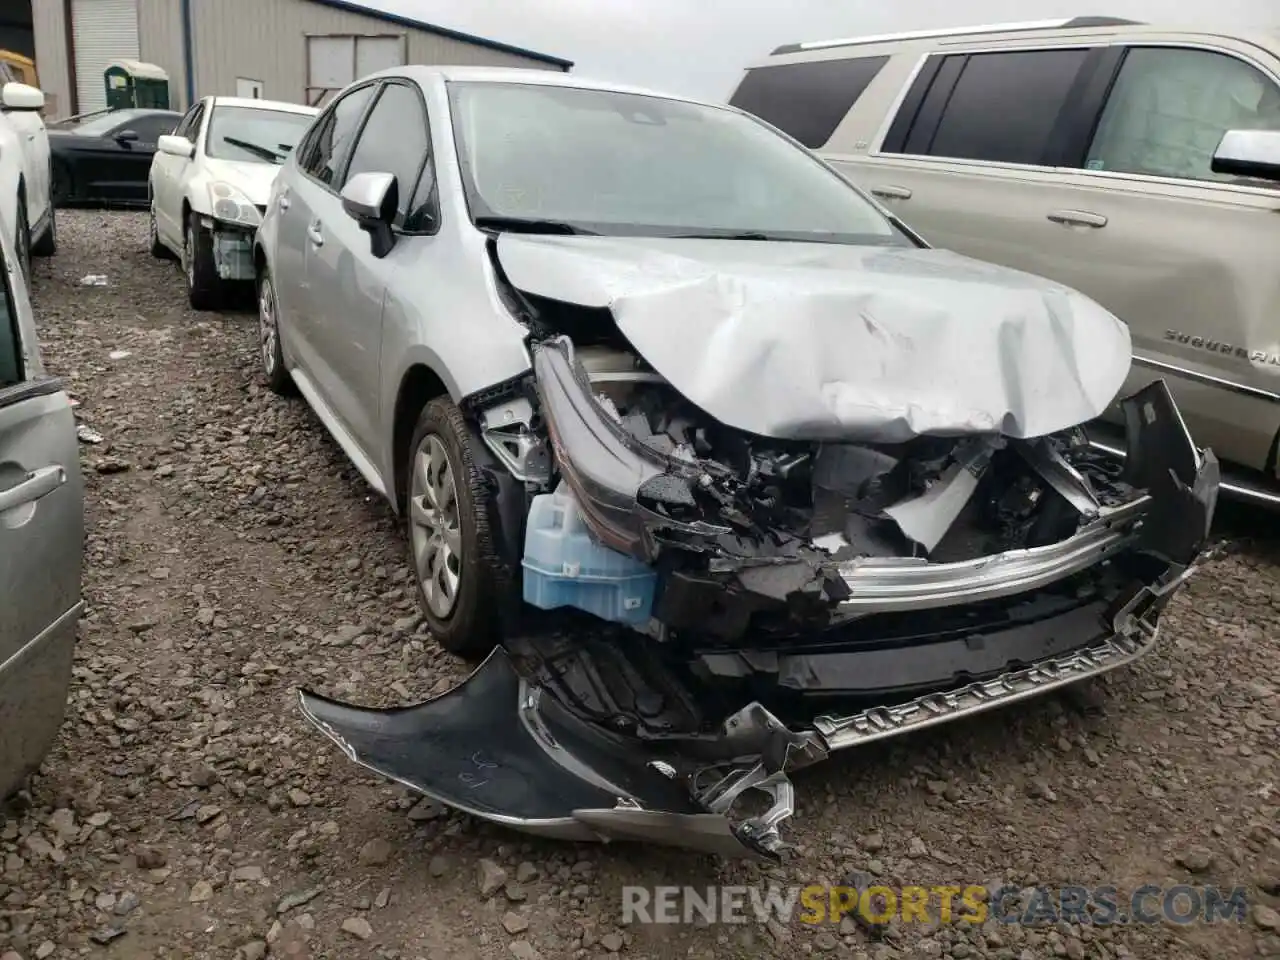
xmin=71 ymin=0 xmax=140 ymax=112
xmin=136 ymin=0 xmax=186 ymax=107
xmin=190 ymin=0 xmax=558 ymax=105
xmin=32 ymin=0 xmax=72 ymax=118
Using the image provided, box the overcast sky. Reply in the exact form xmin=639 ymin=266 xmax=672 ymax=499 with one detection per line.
xmin=359 ymin=0 xmax=1275 ymax=99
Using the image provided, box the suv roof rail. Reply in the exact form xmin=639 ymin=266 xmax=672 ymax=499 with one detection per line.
xmin=770 ymin=16 xmax=1144 ymax=55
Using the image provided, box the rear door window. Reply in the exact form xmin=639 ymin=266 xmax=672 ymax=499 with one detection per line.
xmin=729 ymin=56 xmax=890 ymax=148
xmin=1086 ymin=46 xmax=1280 ymax=184
xmin=885 ymin=49 xmax=1091 ymax=165
xmin=299 ymin=83 xmax=377 ymax=188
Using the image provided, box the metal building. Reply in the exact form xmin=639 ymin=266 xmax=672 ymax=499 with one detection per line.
xmin=32 ymin=0 xmax=572 ymax=117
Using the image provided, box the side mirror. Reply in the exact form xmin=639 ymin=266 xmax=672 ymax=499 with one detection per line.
xmin=1211 ymin=129 xmax=1280 ymax=183
xmin=340 ymin=171 xmax=398 ymax=258
xmin=115 ymin=129 xmax=140 ymax=144
xmin=157 ymin=134 xmax=194 ymax=159
xmin=1 ymin=82 xmax=44 ymax=112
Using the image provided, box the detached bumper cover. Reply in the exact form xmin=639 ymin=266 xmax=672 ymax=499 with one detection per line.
xmin=300 ymin=566 xmax=1179 ymax=859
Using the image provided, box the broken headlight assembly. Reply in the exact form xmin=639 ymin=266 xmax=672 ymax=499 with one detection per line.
xmin=206 ymin=181 xmax=262 ymax=228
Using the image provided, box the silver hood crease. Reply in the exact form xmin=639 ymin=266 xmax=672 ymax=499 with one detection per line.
xmin=496 ymin=234 xmax=1133 ymax=443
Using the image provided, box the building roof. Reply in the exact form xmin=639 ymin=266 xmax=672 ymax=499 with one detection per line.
xmin=307 ymin=0 xmax=573 ymax=69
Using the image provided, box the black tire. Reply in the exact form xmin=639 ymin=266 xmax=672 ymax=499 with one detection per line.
xmin=14 ymin=193 xmax=31 ymax=284
xmin=31 ymin=205 xmax=56 ymax=257
xmin=407 ymin=397 xmax=503 ymax=660
xmin=184 ymin=213 xmax=222 ymax=310
xmin=257 ymin=266 xmax=293 ymax=395
xmin=149 ymin=201 xmax=173 ymax=259
xmin=50 ymin=160 xmax=72 ymax=207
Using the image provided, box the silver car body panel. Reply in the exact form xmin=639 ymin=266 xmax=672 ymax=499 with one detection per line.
xmin=494 ymin=233 xmax=1133 ymax=443
xmin=0 ymin=213 xmax=84 ymax=798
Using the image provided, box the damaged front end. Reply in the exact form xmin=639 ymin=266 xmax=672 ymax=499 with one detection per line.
xmin=301 ymin=327 xmax=1217 ymax=859
xmin=202 ymin=181 xmax=265 ymax=281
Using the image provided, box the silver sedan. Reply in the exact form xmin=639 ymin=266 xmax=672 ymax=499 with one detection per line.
xmin=253 ymin=66 xmax=1217 ymax=858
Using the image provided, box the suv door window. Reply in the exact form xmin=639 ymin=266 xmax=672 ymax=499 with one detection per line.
xmin=300 ymin=84 xmax=377 ymax=187
xmin=1086 ymin=47 xmax=1280 ymax=183
xmin=341 ymin=82 xmax=431 ymax=222
xmin=729 ymin=56 xmax=890 ymax=149
xmin=888 ymin=49 xmax=1090 ymax=164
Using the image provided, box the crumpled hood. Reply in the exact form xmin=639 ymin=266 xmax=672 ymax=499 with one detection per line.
xmin=496 ymin=234 xmax=1132 ymax=443
xmin=202 ymin=158 xmax=283 ymax=206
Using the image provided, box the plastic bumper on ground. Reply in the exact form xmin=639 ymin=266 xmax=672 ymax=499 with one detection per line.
xmin=298 ymin=563 xmax=1182 ymax=859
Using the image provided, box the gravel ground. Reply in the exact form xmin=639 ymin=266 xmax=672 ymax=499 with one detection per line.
xmin=1 ymin=209 xmax=1278 ymax=960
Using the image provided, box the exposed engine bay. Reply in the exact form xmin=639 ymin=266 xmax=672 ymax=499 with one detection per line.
xmin=299 ymin=238 xmax=1220 ymax=861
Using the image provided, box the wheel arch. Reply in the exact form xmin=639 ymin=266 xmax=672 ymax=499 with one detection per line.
xmin=392 ymin=364 xmax=451 ymax=513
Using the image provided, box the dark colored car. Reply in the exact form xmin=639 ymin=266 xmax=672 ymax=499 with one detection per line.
xmin=49 ymin=108 xmax=182 ymax=207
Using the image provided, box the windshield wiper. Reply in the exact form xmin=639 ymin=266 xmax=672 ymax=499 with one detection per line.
xmin=473 ymin=216 xmax=597 ymax=236
xmin=222 ymin=136 xmax=286 ymax=163
xmin=671 ymin=231 xmax=775 ymax=241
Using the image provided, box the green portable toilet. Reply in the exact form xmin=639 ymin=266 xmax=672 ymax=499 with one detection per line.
xmin=104 ymin=60 xmax=171 ymax=110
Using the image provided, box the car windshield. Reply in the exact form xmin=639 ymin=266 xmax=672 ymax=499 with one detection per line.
xmin=446 ymin=81 xmax=909 ymax=245
xmin=65 ymin=110 xmax=145 ymax=137
xmin=205 ymin=106 xmax=314 ymax=164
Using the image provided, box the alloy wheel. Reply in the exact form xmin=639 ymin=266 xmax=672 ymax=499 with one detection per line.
xmin=258 ymin=275 xmax=278 ymax=374
xmin=409 ymin=434 xmax=462 ymax=618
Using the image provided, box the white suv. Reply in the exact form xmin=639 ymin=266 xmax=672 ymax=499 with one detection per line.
xmin=0 ymin=78 xmax=55 ymax=278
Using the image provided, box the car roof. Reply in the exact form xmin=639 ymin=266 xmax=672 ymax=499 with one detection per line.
xmin=363 ymin=65 xmax=712 ymax=108
xmin=206 ymin=95 xmax=319 ymax=115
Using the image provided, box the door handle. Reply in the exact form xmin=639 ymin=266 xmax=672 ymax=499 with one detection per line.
xmin=0 ymin=465 xmax=66 ymax=514
xmin=1047 ymin=210 xmax=1107 ymax=228
xmin=307 ymin=222 xmax=324 ymax=246
xmin=278 ymin=195 xmax=291 ymax=211
xmin=871 ymin=185 xmax=912 ymax=200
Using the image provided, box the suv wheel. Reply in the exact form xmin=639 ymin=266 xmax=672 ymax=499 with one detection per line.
xmin=258 ymin=267 xmax=292 ymax=395
xmin=407 ymin=398 xmax=503 ymax=660
xmin=184 ymin=214 xmax=222 ymax=310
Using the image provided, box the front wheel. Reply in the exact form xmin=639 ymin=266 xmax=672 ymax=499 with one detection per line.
xmin=149 ymin=202 xmax=173 ymax=259
xmin=14 ymin=194 xmax=31 ymax=283
xmin=257 ymin=267 xmax=293 ymax=395
xmin=184 ymin=214 xmax=222 ymax=310
xmin=31 ymin=205 xmax=56 ymax=258
xmin=406 ymin=398 xmax=504 ymax=660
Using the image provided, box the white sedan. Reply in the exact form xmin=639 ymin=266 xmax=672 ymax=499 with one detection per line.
xmin=0 ymin=79 xmax=56 ymax=280
xmin=148 ymin=95 xmax=317 ymax=308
